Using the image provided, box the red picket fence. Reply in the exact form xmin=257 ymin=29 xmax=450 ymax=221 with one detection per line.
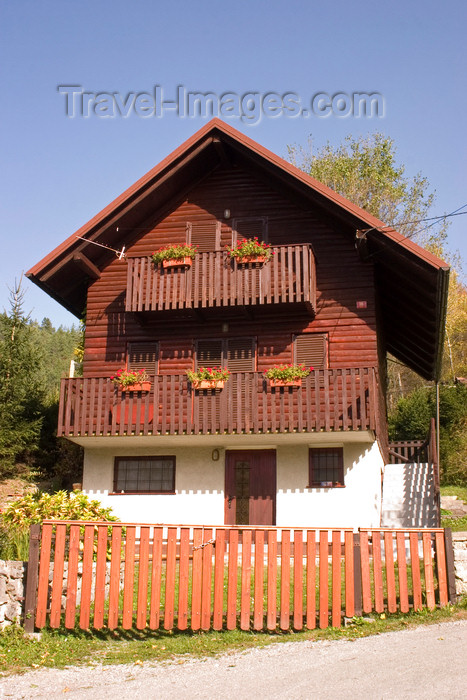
xmin=24 ymin=522 xmax=456 ymax=633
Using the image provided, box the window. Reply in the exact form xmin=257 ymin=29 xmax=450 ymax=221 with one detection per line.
xmin=195 ymin=337 xmax=256 ymax=371
xmin=308 ymin=448 xmax=344 ymax=487
xmin=127 ymin=343 xmax=158 ymax=375
xmin=232 ymin=217 xmax=268 ymax=246
xmin=195 ymin=339 xmax=256 ymax=421
xmin=188 ymin=221 xmax=221 ymax=251
xmin=113 ymin=457 xmax=175 ymax=493
xmin=294 ymin=334 xmax=327 ymax=369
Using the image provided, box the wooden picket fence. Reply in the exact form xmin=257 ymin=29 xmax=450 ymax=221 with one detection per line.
xmin=24 ymin=522 xmax=456 ymax=633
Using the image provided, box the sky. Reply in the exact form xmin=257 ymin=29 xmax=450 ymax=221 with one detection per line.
xmin=1 ymin=0 xmax=466 ymax=328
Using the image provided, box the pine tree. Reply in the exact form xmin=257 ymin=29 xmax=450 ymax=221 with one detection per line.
xmin=0 ymin=279 xmax=45 ymax=476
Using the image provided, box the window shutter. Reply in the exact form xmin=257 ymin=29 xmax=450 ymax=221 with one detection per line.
xmin=195 ymin=340 xmax=223 ymax=428
xmin=128 ymin=343 xmax=159 ymax=375
xmin=226 ymin=338 xmax=255 ymax=425
xmin=294 ymin=334 xmax=327 ymax=369
xmin=196 ymin=338 xmax=255 ymax=370
xmin=196 ymin=340 xmax=223 ymax=368
xmin=189 ymin=221 xmax=220 ymax=252
xmin=227 ymin=338 xmax=256 ymax=371
xmin=194 ymin=337 xmax=256 ymax=430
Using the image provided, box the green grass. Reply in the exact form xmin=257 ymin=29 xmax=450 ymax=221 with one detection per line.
xmin=441 ymin=514 xmax=467 ymax=531
xmin=0 ymin=527 xmax=29 ymax=560
xmin=1 ymin=600 xmax=466 ymax=676
xmin=440 ymin=484 xmax=467 ymax=531
xmin=440 ymin=485 xmax=467 ymax=502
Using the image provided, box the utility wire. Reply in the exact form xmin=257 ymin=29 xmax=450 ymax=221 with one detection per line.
xmin=407 ymin=204 xmax=467 ymax=242
xmin=357 ymin=206 xmax=467 ymax=240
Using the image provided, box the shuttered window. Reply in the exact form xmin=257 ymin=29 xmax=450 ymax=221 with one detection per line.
xmin=196 ymin=339 xmax=223 ymax=368
xmin=128 ymin=343 xmax=159 ymax=375
xmin=194 ymin=338 xmax=256 ymax=428
xmin=226 ymin=338 xmax=255 ymax=417
xmin=188 ymin=221 xmax=221 ymax=251
xmin=232 ymin=217 xmax=268 ymax=246
xmin=226 ymin=337 xmax=255 ymax=371
xmin=195 ymin=338 xmax=255 ymax=370
xmin=294 ymin=334 xmax=327 ymax=369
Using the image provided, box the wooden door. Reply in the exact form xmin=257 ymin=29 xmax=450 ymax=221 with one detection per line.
xmin=225 ymin=450 xmax=276 ymax=526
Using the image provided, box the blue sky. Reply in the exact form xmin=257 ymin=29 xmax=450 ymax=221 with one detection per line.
xmin=1 ymin=0 xmax=466 ymax=328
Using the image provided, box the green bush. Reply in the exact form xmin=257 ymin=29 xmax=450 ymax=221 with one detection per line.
xmin=389 ymin=384 xmax=467 ymax=485
xmin=0 ymin=490 xmax=118 ymax=559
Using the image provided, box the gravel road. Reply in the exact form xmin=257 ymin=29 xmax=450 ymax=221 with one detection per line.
xmin=2 ymin=620 xmax=466 ymax=699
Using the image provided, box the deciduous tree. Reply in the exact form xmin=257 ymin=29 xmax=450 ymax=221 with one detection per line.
xmin=288 ymin=133 xmax=467 ymax=481
xmin=287 ymin=133 xmax=448 ymax=247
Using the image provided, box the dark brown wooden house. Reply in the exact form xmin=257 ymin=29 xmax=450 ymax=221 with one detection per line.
xmin=27 ymin=119 xmax=449 ymax=528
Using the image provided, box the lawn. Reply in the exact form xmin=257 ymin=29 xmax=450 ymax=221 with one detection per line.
xmin=1 ymin=601 xmax=466 ymax=676
xmin=440 ymin=484 xmax=467 ymax=531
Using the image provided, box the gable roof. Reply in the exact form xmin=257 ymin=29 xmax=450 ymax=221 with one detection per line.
xmin=27 ymin=118 xmax=449 ymax=381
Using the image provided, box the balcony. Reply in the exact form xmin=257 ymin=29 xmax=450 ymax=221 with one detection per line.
xmin=125 ymin=245 xmax=316 ymax=314
xmin=58 ymin=368 xmax=379 ymax=438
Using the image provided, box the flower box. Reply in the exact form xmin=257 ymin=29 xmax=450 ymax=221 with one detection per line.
xmin=235 ymin=255 xmax=268 ymax=264
xmin=119 ymin=382 xmax=152 ymax=392
xmin=268 ymin=378 xmax=302 ymax=387
xmin=191 ymin=379 xmax=225 ymax=390
xmin=264 ymin=363 xmax=312 ymax=386
xmin=227 ymin=237 xmax=272 ymax=262
xmin=162 ymin=257 xmax=193 ymax=269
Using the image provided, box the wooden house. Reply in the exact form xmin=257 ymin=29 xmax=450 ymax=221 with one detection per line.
xmin=27 ymin=119 xmax=449 ymax=529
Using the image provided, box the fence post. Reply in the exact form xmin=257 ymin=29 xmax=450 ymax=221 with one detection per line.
xmin=353 ymin=533 xmax=362 ymax=617
xmin=444 ymin=528 xmax=457 ymax=603
xmin=23 ymin=523 xmax=41 ymax=633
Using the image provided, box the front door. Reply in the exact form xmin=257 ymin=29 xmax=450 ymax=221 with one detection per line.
xmin=225 ymin=450 xmax=276 ymax=526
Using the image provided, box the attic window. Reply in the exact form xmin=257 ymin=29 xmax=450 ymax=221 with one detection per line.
xmin=188 ymin=221 xmax=221 ymax=252
xmin=232 ymin=217 xmax=268 ymax=246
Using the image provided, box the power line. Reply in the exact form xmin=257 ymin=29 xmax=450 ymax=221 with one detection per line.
xmin=357 ymin=206 xmax=467 ymax=239
xmin=408 ymin=204 xmax=467 ymax=242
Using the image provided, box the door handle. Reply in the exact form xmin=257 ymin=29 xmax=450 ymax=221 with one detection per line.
xmin=228 ymin=496 xmax=233 ymax=509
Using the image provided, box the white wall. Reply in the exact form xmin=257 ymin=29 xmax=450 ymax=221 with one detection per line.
xmin=83 ymin=446 xmax=225 ymax=525
xmin=276 ymin=442 xmax=383 ymax=529
xmin=82 ymin=440 xmax=383 ymax=529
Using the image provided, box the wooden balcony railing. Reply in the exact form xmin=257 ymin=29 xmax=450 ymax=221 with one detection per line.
xmin=58 ymin=368 xmax=378 ymax=438
xmin=125 ymin=245 xmax=316 ymax=313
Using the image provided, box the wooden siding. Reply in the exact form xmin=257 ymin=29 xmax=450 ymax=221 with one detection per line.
xmin=125 ymin=245 xmax=316 ymax=313
xmin=27 ymin=120 xmax=448 ymax=383
xmin=57 ymin=367 xmax=378 ymax=438
xmin=83 ymin=166 xmax=377 ymax=378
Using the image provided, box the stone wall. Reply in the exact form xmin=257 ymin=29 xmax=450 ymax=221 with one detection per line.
xmin=452 ymin=532 xmax=467 ymax=595
xmin=0 ymin=560 xmax=25 ymax=629
xmin=0 ymin=559 xmax=125 ymax=629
